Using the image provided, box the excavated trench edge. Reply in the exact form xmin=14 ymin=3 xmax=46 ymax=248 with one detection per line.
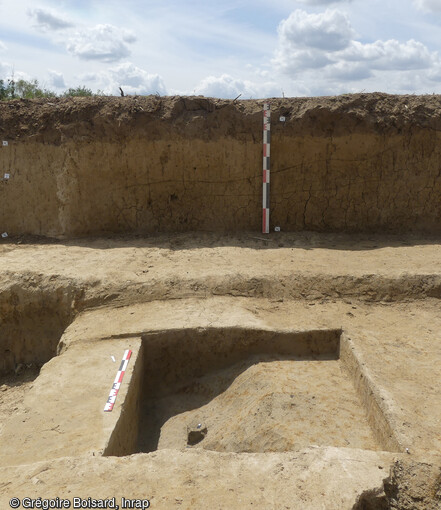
xmin=1 ymin=268 xmax=440 ymax=376
xmin=0 ymin=269 xmax=424 ymax=455
xmin=340 ymin=333 xmax=402 ymax=453
xmin=0 ymin=280 xmax=82 ymax=375
xmin=102 ymin=327 xmax=401 ymax=457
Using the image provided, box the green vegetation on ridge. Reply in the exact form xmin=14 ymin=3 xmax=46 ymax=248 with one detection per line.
xmin=0 ymin=78 xmax=98 ymax=100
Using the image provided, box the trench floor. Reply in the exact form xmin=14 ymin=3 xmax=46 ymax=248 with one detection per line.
xmin=0 ymin=369 xmax=39 ymax=437
xmin=139 ymin=357 xmax=378 ymax=453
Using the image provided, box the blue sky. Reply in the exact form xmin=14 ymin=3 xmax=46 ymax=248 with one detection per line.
xmin=1 ymin=0 xmax=441 ymax=98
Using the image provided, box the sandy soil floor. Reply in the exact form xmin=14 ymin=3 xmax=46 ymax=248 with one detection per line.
xmin=142 ymin=357 xmax=379 ymax=453
xmin=0 ymin=368 xmax=39 ymax=436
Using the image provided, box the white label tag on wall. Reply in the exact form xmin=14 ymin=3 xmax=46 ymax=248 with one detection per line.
xmin=4 ymin=173 xmax=10 ymax=180
xmin=279 ymin=116 xmax=286 ymax=122
xmin=2 ymin=141 xmax=8 ymax=146
xmin=1 ymin=232 xmax=8 ymax=238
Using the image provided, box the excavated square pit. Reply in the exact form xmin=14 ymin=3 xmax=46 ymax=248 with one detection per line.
xmin=106 ymin=327 xmax=383 ymax=456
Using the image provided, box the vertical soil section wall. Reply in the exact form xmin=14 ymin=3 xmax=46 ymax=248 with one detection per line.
xmin=1 ymin=93 xmax=441 ymax=236
xmin=0 ymin=275 xmax=81 ymax=375
xmin=103 ymin=341 xmax=144 ymax=457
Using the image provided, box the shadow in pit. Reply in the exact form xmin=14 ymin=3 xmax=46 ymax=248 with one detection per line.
xmin=0 ymin=282 xmax=82 ymax=376
xmin=103 ymin=327 xmax=403 ymax=456
xmin=137 ymin=351 xmax=337 ymax=453
xmin=104 ymin=326 xmax=386 ymax=456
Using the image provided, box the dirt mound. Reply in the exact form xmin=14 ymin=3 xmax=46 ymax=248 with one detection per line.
xmin=145 ymin=357 xmax=378 ymax=454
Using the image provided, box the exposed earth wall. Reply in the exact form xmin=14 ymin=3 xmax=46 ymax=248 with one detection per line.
xmin=1 ymin=92 xmax=441 ymax=237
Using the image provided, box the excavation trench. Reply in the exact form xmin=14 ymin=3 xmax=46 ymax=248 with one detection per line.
xmin=104 ymin=327 xmax=399 ymax=457
xmin=0 ymin=278 xmax=81 ymax=375
xmin=1 ymin=263 xmax=440 ymax=378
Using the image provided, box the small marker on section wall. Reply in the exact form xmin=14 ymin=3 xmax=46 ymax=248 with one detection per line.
xmin=3 ymin=173 xmax=10 ymax=180
xmin=2 ymin=141 xmax=8 ymax=146
xmin=1 ymin=232 xmax=8 ymax=238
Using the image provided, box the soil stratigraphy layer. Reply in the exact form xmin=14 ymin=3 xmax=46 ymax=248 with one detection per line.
xmin=1 ymin=93 xmax=441 ymax=236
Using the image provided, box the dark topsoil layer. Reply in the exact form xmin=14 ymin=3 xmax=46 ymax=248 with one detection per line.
xmin=1 ymin=93 xmax=441 ymax=144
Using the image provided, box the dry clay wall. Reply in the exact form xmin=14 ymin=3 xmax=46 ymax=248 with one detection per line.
xmin=1 ymin=93 xmax=441 ymax=237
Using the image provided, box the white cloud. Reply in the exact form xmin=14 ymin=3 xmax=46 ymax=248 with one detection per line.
xmin=277 ymin=9 xmax=355 ymax=52
xmin=66 ymin=24 xmax=136 ymax=63
xmin=325 ymin=61 xmax=372 ymax=81
xmin=245 ymin=64 xmax=271 ymax=79
xmin=274 ymin=9 xmax=355 ymax=72
xmin=0 ymin=61 xmax=10 ymax=78
xmin=193 ymin=74 xmax=280 ymax=99
xmin=273 ymin=7 xmax=441 ymax=94
xmin=2 ymin=0 xmax=441 ymax=98
xmin=298 ymin=0 xmax=353 ymax=4
xmin=0 ymin=62 xmax=28 ymax=81
xmin=48 ymin=70 xmax=66 ymax=89
xmin=26 ymin=9 xmax=137 ymax=65
xmin=28 ymin=8 xmax=74 ymax=31
xmin=0 ymin=40 xmax=6 ymax=52
xmin=81 ymin=62 xmax=167 ymax=95
xmin=427 ymin=63 xmax=441 ymax=81
xmin=0 ymin=64 xmax=30 ymax=82
xmin=413 ymin=0 xmax=441 ymax=12
xmin=341 ymin=39 xmax=436 ymax=71
xmin=275 ymin=48 xmax=332 ymax=73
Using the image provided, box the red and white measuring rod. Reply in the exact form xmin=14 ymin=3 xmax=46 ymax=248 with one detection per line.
xmin=262 ymin=103 xmax=271 ymax=233
xmin=104 ymin=349 xmax=132 ymax=412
